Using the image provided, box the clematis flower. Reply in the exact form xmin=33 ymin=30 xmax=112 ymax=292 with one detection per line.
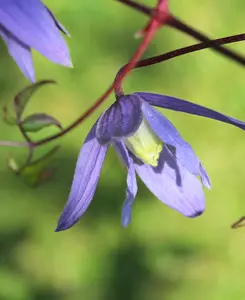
xmin=56 ymin=93 xmax=245 ymax=231
xmin=0 ymin=0 xmax=71 ymax=82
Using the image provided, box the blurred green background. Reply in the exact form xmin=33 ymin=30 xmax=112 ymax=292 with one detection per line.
xmin=0 ymin=0 xmax=245 ymax=299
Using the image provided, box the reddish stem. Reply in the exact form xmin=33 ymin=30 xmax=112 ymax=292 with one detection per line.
xmin=118 ymin=0 xmax=245 ymax=67
xmin=116 ymin=0 xmax=151 ymax=15
xmin=117 ymin=33 xmax=245 ymax=86
xmin=33 ymin=31 xmax=245 ymax=147
xmin=2 ymin=33 xmax=244 ymax=149
xmin=24 ymin=0 xmax=245 ymax=148
xmin=33 ymin=1 xmax=169 ymax=147
xmin=168 ymin=17 xmax=245 ymax=67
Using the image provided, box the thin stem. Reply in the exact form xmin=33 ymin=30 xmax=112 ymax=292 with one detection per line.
xmin=131 ymin=33 xmax=245 ymax=70
xmin=17 ymin=147 xmax=34 ymax=174
xmin=114 ymin=33 xmax=245 ymax=94
xmin=17 ymin=121 xmax=32 ymax=143
xmin=116 ymin=0 xmax=151 ymax=15
xmin=0 ymin=140 xmax=30 ymax=148
xmin=23 ymin=147 xmax=34 ymax=166
xmin=33 ymin=13 xmax=163 ymax=147
xmin=168 ymin=17 xmax=245 ymax=67
xmin=33 ymin=32 xmax=245 ymax=147
xmin=117 ymin=0 xmax=245 ymax=67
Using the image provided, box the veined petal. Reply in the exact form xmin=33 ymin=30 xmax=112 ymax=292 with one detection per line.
xmin=142 ymin=101 xmax=210 ymax=187
xmin=56 ymin=124 xmax=108 ymax=231
xmin=136 ymin=92 xmax=245 ymax=131
xmin=96 ymin=94 xmax=143 ymax=144
xmin=0 ymin=0 xmax=71 ymax=66
xmin=134 ymin=146 xmax=205 ymax=218
xmin=114 ymin=142 xmax=138 ymax=227
xmin=1 ymin=30 xmax=35 ymax=82
xmin=46 ymin=7 xmax=71 ymax=37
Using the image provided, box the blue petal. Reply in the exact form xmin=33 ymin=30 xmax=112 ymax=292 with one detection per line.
xmin=142 ymin=101 xmax=211 ymax=188
xmin=0 ymin=0 xmax=71 ymax=67
xmin=199 ymin=163 xmax=212 ymax=189
xmin=96 ymin=94 xmax=143 ymax=144
xmin=0 ymin=30 xmax=35 ymax=82
xmin=56 ymin=124 xmax=108 ymax=231
xmin=134 ymin=146 xmax=205 ymax=217
xmin=46 ymin=7 xmax=71 ymax=37
xmin=114 ymin=142 xmax=138 ymax=227
xmin=136 ymin=92 xmax=245 ymax=131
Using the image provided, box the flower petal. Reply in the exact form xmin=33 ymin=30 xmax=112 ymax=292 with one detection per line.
xmin=199 ymin=163 xmax=212 ymax=189
xmin=0 ymin=30 xmax=35 ymax=82
xmin=142 ymin=101 xmax=210 ymax=188
xmin=114 ymin=142 xmax=138 ymax=227
xmin=96 ymin=94 xmax=143 ymax=144
xmin=46 ymin=7 xmax=71 ymax=37
xmin=136 ymin=92 xmax=245 ymax=131
xmin=0 ymin=0 xmax=71 ymax=66
xmin=56 ymin=124 xmax=108 ymax=231
xmin=134 ymin=146 xmax=205 ymax=218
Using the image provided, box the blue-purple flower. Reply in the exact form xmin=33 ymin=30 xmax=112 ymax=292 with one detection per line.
xmin=56 ymin=93 xmax=245 ymax=231
xmin=0 ymin=0 xmax=71 ymax=81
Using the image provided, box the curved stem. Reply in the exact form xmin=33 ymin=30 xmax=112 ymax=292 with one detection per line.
xmin=17 ymin=147 xmax=34 ymax=174
xmin=32 ymin=32 xmax=245 ymax=147
xmin=119 ymin=33 xmax=245 ymax=76
xmin=33 ymin=17 xmax=162 ymax=147
xmin=17 ymin=121 xmax=32 ymax=143
xmin=118 ymin=0 xmax=245 ymax=67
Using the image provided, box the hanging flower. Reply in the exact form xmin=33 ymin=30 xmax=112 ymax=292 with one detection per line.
xmin=56 ymin=93 xmax=245 ymax=231
xmin=0 ymin=0 xmax=72 ymax=81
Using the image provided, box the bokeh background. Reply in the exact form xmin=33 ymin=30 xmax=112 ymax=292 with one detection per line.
xmin=0 ymin=0 xmax=245 ymax=299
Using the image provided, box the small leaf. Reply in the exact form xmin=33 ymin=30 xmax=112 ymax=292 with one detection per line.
xmin=7 ymin=154 xmax=20 ymax=173
xmin=231 ymin=216 xmax=245 ymax=229
xmin=21 ymin=113 xmax=62 ymax=132
xmin=14 ymin=80 xmax=56 ymax=119
xmin=20 ymin=146 xmax=60 ymax=187
xmin=2 ymin=104 xmax=17 ymax=126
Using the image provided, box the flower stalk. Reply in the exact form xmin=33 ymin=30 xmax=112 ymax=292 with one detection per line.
xmin=118 ymin=0 xmax=245 ymax=66
xmin=2 ymin=32 xmax=244 ymax=150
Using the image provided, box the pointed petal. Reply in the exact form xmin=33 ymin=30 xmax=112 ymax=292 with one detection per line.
xmin=0 ymin=30 xmax=35 ymax=82
xmin=56 ymin=125 xmax=108 ymax=231
xmin=134 ymin=146 xmax=205 ymax=217
xmin=0 ymin=0 xmax=71 ymax=66
xmin=136 ymin=92 xmax=245 ymax=131
xmin=46 ymin=7 xmax=71 ymax=37
xmin=199 ymin=163 xmax=212 ymax=189
xmin=114 ymin=142 xmax=138 ymax=227
xmin=142 ymin=101 xmax=210 ymax=188
xmin=96 ymin=94 xmax=143 ymax=144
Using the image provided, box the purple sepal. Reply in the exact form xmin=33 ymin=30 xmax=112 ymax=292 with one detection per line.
xmin=134 ymin=146 xmax=205 ymax=218
xmin=56 ymin=124 xmax=108 ymax=232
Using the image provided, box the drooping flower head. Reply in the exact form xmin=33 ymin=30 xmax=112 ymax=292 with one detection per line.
xmin=0 ymin=0 xmax=72 ymax=81
xmin=56 ymin=93 xmax=245 ymax=231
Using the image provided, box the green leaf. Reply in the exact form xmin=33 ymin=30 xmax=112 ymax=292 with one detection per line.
xmin=21 ymin=113 xmax=62 ymax=132
xmin=14 ymin=80 xmax=56 ymax=119
xmin=20 ymin=146 xmax=60 ymax=187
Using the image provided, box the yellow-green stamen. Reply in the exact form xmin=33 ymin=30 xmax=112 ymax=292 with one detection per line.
xmin=125 ymin=118 xmax=163 ymax=167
